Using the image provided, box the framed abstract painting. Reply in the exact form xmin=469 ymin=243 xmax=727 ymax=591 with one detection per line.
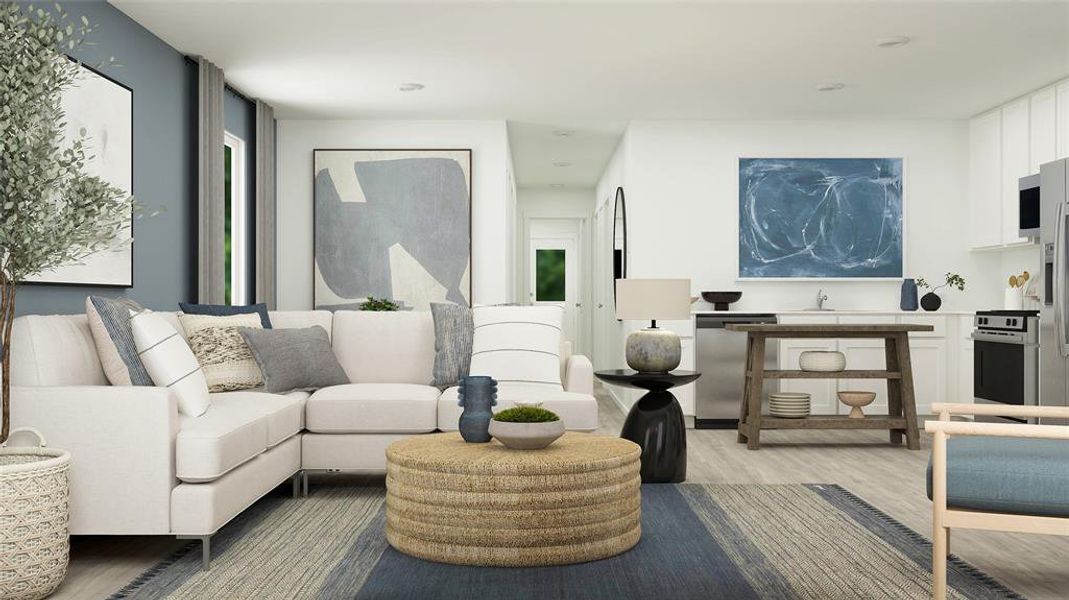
xmin=313 ymin=149 xmax=472 ymax=310
xmin=26 ymin=62 xmax=134 ymax=287
xmin=738 ymin=157 xmax=904 ymax=279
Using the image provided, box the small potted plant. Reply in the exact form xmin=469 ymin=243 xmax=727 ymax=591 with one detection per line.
xmin=916 ymin=273 xmax=966 ymax=312
xmin=488 ymin=407 xmax=566 ymax=450
xmin=359 ymin=296 xmax=401 ymax=311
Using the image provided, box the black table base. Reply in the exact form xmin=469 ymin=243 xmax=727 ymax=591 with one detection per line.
xmin=620 ymin=390 xmax=687 ymax=483
xmin=594 ymin=370 xmax=700 ymax=484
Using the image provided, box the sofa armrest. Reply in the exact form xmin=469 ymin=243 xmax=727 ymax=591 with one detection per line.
xmin=564 ymin=354 xmax=594 ymax=395
xmin=10 ymin=386 xmax=180 ymax=534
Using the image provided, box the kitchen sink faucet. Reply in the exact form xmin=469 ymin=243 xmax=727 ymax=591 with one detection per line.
xmin=816 ymin=289 xmax=828 ymax=310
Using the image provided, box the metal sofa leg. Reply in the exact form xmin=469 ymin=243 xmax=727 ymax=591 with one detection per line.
xmin=302 ymin=470 xmax=309 ymax=497
xmin=292 ymin=470 xmax=303 ymax=498
xmin=177 ymin=535 xmax=212 ymax=570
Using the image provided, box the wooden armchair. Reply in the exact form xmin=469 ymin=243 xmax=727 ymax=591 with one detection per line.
xmin=925 ymin=403 xmax=1069 ymax=600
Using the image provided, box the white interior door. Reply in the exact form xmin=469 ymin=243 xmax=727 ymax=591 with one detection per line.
xmin=528 ymin=220 xmax=581 ymax=349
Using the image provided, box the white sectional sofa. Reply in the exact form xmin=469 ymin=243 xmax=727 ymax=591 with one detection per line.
xmin=7 ymin=309 xmax=596 ymax=566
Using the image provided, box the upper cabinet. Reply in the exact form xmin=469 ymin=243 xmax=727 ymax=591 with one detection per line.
xmin=1001 ymin=99 xmax=1030 ymax=246
xmin=969 ymin=110 xmax=1002 ymax=248
xmin=1030 ymin=87 xmax=1057 ymax=172
xmin=1058 ymin=81 xmax=1069 ymax=160
xmin=969 ymin=78 xmax=1069 ymax=250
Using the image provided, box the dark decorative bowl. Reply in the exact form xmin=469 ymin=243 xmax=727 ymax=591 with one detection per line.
xmin=701 ymin=291 xmax=743 ymax=311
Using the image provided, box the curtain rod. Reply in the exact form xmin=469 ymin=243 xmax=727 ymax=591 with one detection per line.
xmin=184 ymin=55 xmax=256 ymax=104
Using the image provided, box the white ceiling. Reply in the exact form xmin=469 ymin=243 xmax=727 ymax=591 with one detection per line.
xmin=111 ymin=0 xmax=1069 ymax=187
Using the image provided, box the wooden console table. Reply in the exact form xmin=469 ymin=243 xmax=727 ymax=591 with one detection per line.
xmin=725 ymin=323 xmax=934 ymax=450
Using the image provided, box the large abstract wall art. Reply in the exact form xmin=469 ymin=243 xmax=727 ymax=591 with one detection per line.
xmin=27 ymin=63 xmax=133 ymax=286
xmin=738 ymin=158 xmax=903 ymax=279
xmin=313 ymin=149 xmax=472 ymax=310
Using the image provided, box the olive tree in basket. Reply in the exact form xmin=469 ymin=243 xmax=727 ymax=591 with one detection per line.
xmin=1 ymin=3 xmax=134 ymax=444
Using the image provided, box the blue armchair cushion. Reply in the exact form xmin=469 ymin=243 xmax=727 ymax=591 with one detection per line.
xmin=926 ymin=436 xmax=1069 ymax=518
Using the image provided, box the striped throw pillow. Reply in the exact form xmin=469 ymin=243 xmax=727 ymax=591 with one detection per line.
xmin=131 ymin=311 xmax=211 ymax=417
xmin=468 ymin=305 xmax=564 ymax=390
xmin=85 ymin=296 xmax=153 ymax=386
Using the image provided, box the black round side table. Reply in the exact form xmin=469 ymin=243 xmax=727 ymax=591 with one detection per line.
xmin=594 ymin=370 xmax=700 ymax=484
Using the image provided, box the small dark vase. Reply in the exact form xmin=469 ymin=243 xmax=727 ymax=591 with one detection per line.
xmin=920 ymin=292 xmax=942 ymax=312
xmin=900 ymin=279 xmax=919 ymax=311
xmin=457 ymin=376 xmax=497 ymax=443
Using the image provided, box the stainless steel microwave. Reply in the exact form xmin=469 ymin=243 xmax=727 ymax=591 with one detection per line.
xmin=1019 ymin=173 xmax=1041 ymax=238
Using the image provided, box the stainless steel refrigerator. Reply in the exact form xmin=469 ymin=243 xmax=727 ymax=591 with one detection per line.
xmin=1039 ymin=157 xmax=1069 ymax=423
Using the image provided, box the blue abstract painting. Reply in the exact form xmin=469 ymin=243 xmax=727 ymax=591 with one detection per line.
xmin=738 ymin=158 xmax=903 ymax=278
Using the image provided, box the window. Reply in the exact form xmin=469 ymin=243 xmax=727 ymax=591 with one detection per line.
xmin=224 ymin=131 xmax=248 ymax=305
xmin=535 ymin=248 xmax=566 ymax=302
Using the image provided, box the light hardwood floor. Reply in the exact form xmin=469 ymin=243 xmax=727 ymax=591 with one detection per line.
xmin=53 ymin=386 xmax=1069 ymax=599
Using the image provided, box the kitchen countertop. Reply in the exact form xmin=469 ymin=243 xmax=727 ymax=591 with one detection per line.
xmin=690 ymin=309 xmax=978 ymax=316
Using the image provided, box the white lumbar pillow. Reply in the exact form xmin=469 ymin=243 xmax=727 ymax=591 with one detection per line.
xmin=131 ymin=310 xmax=211 ymax=417
xmin=468 ymin=305 xmax=564 ymax=391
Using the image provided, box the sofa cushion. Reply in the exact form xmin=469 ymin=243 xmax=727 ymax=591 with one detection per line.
xmin=132 ymin=311 xmax=211 ymax=417
xmin=305 ymin=383 xmax=439 ymax=434
xmin=177 ymin=404 xmax=268 ymax=483
xmin=926 ymin=436 xmax=1069 ymax=518
xmin=269 ymin=310 xmax=333 ymax=339
xmin=437 ymin=384 xmax=598 ymax=432
xmin=180 ymin=302 xmax=273 ymax=328
xmin=85 ymin=296 xmax=153 ymax=386
xmin=468 ymin=305 xmax=564 ymax=390
xmin=179 ymin=313 xmax=264 ymax=393
xmin=331 ymin=311 xmax=436 ymax=384
xmin=211 ymin=391 xmax=305 ymax=448
xmin=10 ymin=315 xmax=108 ymax=387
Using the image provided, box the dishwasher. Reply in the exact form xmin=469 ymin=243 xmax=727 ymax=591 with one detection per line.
xmin=694 ymin=313 xmax=778 ymax=429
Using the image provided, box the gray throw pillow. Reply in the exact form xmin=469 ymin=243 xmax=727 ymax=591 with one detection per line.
xmin=430 ymin=302 xmax=474 ymax=389
xmin=238 ymin=326 xmax=349 ymax=393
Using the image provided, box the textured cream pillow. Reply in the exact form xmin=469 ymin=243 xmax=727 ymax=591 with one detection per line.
xmin=131 ymin=311 xmax=211 ymax=417
xmin=178 ymin=313 xmax=264 ymax=393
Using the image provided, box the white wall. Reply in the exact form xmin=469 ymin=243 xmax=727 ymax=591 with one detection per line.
xmin=276 ymin=120 xmax=512 ymax=309
xmin=622 ymin=119 xmax=1005 ymax=312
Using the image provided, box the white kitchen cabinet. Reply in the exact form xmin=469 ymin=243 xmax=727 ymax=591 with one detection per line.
xmin=1058 ymin=81 xmax=1069 ymax=160
xmin=1031 ymin=88 xmax=1057 ymax=172
xmin=779 ymin=338 xmax=839 ymax=415
xmin=908 ymin=338 xmax=947 ymax=416
xmin=969 ymin=110 xmax=1003 ymax=248
xmin=1002 ymin=98 xmax=1031 ymax=245
xmin=959 ymin=340 xmax=974 ymax=405
xmin=676 ymin=337 xmax=696 ymax=416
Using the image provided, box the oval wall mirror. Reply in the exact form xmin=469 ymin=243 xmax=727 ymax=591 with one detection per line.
xmin=612 ymin=187 xmax=627 ymax=306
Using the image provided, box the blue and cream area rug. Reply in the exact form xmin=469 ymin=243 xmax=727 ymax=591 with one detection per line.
xmin=111 ymin=482 xmax=1021 ymax=599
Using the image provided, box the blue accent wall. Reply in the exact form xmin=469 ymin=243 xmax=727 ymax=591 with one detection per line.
xmin=14 ymin=0 xmax=197 ymax=315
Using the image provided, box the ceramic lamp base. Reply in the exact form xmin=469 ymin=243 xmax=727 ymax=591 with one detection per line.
xmin=625 ymin=326 xmax=681 ymax=373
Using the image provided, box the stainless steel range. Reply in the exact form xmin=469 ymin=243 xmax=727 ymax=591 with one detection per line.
xmin=972 ymin=310 xmax=1039 ymax=423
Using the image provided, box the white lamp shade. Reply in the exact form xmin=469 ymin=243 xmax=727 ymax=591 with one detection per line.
xmin=615 ymin=278 xmax=691 ymax=321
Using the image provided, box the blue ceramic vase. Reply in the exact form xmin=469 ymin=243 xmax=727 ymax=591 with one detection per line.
xmin=458 ymin=376 xmax=497 ymax=443
xmin=900 ymin=278 xmax=919 ymax=311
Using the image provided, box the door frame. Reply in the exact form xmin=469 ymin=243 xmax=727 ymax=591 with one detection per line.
xmin=523 ymin=217 xmax=587 ymax=355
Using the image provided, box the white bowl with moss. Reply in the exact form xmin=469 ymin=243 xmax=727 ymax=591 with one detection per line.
xmin=488 ymin=407 xmax=566 ymax=450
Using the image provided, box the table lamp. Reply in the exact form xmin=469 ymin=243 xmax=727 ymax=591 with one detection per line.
xmin=615 ymin=278 xmax=692 ymax=372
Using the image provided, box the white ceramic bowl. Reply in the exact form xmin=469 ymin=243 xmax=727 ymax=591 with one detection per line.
xmin=489 ymin=420 xmax=565 ymax=450
xmin=798 ymin=351 xmax=846 ymax=372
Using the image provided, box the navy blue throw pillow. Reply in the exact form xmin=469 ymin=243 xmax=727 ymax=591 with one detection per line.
xmin=178 ymin=302 xmax=273 ymax=328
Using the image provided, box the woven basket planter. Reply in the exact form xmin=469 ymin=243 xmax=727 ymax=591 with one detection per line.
xmin=0 ymin=429 xmax=71 ymax=600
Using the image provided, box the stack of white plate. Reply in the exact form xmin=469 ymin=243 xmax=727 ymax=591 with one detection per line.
xmin=768 ymin=392 xmax=811 ymax=418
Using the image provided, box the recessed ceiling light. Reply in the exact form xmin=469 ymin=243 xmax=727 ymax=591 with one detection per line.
xmin=877 ymin=36 xmax=911 ymax=48
xmin=549 ymin=183 xmax=565 ymax=188
xmin=552 ymin=161 xmax=573 ymax=168
xmin=399 ymin=82 xmax=425 ymax=92
xmin=552 ymin=130 xmax=575 ymax=137
xmin=816 ymin=82 xmax=845 ymax=92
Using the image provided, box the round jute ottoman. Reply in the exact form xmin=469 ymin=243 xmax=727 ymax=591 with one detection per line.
xmin=385 ymin=432 xmax=642 ymax=567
